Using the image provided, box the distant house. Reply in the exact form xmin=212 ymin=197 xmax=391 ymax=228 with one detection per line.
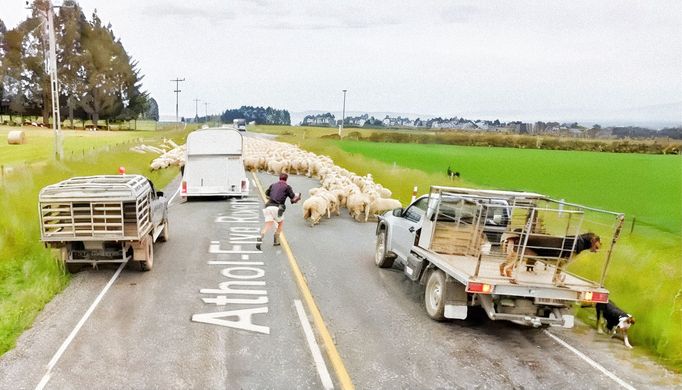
xmin=303 ymin=113 xmax=336 ymax=127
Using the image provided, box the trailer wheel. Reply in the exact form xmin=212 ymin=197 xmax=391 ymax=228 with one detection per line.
xmin=375 ymin=229 xmax=394 ymax=268
xmin=425 ymin=270 xmax=446 ymax=321
xmin=159 ymin=219 xmax=169 ymax=242
xmin=137 ymin=236 xmax=154 ymax=272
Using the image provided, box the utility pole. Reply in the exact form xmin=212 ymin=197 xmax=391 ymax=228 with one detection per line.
xmin=29 ymin=0 xmax=63 ymax=160
xmin=193 ymin=98 xmax=200 ymax=122
xmin=204 ymin=102 xmax=209 ymax=124
xmin=339 ymin=89 xmax=347 ymax=137
xmin=171 ymin=77 xmax=185 ymax=129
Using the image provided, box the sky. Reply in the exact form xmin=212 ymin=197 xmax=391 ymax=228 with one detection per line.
xmin=1 ymin=0 xmax=681 ymax=126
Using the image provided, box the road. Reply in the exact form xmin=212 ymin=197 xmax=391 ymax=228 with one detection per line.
xmin=0 ymin=166 xmax=680 ymax=389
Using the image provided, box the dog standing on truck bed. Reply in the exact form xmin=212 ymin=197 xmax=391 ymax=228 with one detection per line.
xmin=596 ymin=301 xmax=635 ymax=349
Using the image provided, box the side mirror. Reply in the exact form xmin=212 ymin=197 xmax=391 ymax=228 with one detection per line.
xmin=392 ymin=208 xmax=403 ymax=217
xmin=156 ymin=191 xmax=164 ymax=197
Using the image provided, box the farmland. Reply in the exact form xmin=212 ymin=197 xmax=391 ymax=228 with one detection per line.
xmin=1 ymin=123 xmax=680 ymax=371
xmin=257 ymin=125 xmax=682 ymax=370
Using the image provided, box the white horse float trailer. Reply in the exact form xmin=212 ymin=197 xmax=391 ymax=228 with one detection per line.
xmin=181 ymin=128 xmax=249 ymax=198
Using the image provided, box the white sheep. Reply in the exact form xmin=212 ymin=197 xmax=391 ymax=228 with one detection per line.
xmin=367 ymin=198 xmax=402 ymax=221
xmin=302 ymin=195 xmax=330 ymax=227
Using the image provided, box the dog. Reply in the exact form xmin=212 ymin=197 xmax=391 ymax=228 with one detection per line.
xmin=501 ymin=232 xmax=600 ymax=286
xmin=596 ymin=301 xmax=635 ymax=348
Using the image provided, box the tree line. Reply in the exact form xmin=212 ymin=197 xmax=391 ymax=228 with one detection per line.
xmin=0 ymin=0 xmax=158 ymax=128
xmin=220 ymin=106 xmax=290 ymax=125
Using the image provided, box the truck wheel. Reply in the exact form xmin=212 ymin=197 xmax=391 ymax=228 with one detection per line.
xmin=425 ymin=270 xmax=446 ymax=321
xmin=159 ymin=219 xmax=169 ymax=242
xmin=375 ymin=229 xmax=394 ymax=268
xmin=60 ymin=246 xmax=82 ymax=273
xmin=138 ymin=236 xmax=154 ymax=272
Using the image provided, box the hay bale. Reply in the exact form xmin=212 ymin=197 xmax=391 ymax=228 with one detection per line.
xmin=7 ymin=130 xmax=26 ymax=145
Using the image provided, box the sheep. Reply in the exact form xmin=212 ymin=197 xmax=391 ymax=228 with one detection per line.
xmin=367 ymin=198 xmax=402 ymax=221
xmin=302 ymin=195 xmax=330 ymax=226
xmin=346 ymin=192 xmax=371 ymax=222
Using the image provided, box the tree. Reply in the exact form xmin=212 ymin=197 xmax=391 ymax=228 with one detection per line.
xmin=73 ymin=11 xmax=136 ymax=126
xmin=144 ymin=97 xmax=159 ymax=121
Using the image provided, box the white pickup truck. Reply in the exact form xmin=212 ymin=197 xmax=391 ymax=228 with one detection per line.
xmin=39 ymin=175 xmax=169 ymax=272
xmin=375 ymin=186 xmax=624 ymax=327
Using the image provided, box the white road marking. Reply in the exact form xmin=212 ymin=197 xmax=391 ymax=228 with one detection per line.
xmin=294 ymin=299 xmax=334 ymax=390
xmin=167 ymin=183 xmax=182 ymax=207
xmin=543 ymin=330 xmax=636 ymax=390
xmin=35 ymin=262 xmax=127 ymax=390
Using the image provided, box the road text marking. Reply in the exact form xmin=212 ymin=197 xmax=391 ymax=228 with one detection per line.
xmin=294 ymin=299 xmax=334 ymax=390
xmin=543 ymin=330 xmax=636 ymax=390
xmin=36 ymin=262 xmax=126 ymax=390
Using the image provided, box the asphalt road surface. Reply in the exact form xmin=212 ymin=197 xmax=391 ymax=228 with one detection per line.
xmin=1 ymin=166 xmax=680 ymax=389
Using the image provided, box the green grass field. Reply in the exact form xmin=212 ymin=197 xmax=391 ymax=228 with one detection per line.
xmin=0 ymin=124 xmax=174 ymax=164
xmin=333 ymin=141 xmax=682 ymax=234
xmin=0 ymin=123 xmax=191 ymax=355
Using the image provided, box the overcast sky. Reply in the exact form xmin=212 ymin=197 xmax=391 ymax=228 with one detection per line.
xmin=2 ymin=0 xmax=681 ymax=125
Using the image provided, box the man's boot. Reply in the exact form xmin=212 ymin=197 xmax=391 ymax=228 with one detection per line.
xmin=273 ymin=234 xmax=281 ymax=246
xmin=256 ymin=234 xmax=263 ymax=250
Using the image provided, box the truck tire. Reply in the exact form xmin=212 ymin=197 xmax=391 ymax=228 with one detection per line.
xmin=425 ymin=270 xmax=446 ymax=321
xmin=159 ymin=218 xmax=169 ymax=242
xmin=60 ymin=245 xmax=82 ymax=273
xmin=375 ymin=229 xmax=394 ymax=268
xmin=137 ymin=235 xmax=154 ymax=271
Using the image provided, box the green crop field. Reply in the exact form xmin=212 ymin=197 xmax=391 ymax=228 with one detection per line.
xmin=333 ymin=141 xmax=682 ymax=234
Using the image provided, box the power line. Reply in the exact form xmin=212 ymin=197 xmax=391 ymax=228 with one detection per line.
xmin=193 ymin=98 xmax=200 ymax=121
xmin=171 ymin=77 xmax=185 ymax=128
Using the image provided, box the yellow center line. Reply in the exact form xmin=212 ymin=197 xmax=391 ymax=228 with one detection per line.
xmin=252 ymin=172 xmax=354 ymax=390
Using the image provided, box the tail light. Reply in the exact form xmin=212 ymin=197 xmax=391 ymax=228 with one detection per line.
xmin=241 ymin=179 xmax=248 ymax=192
xmin=181 ymin=180 xmax=187 ymax=194
xmin=467 ymin=282 xmax=493 ymax=294
xmin=581 ymin=291 xmax=608 ymax=303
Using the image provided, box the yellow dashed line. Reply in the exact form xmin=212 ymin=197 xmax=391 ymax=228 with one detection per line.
xmin=252 ymin=172 xmax=354 ymax=390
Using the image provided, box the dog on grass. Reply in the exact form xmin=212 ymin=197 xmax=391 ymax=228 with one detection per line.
xmin=596 ymin=301 xmax=635 ymax=349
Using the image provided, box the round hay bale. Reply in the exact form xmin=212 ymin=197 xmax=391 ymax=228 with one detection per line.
xmin=7 ymin=130 xmax=26 ymax=145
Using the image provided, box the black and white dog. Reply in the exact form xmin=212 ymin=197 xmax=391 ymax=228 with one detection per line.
xmin=596 ymin=302 xmax=635 ymax=349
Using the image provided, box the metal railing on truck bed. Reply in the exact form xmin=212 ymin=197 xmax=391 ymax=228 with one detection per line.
xmin=424 ymin=186 xmax=624 ymax=291
xmin=39 ymin=175 xmax=153 ymax=241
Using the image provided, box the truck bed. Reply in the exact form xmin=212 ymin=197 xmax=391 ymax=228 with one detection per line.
xmin=412 ymin=246 xmax=606 ymax=301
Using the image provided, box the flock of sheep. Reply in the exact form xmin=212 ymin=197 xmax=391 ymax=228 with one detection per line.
xmin=244 ymin=138 xmax=402 ymax=226
xmin=137 ymin=136 xmax=403 ymax=226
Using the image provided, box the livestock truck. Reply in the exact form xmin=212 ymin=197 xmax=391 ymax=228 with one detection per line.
xmin=38 ymin=175 xmax=169 ymax=272
xmin=375 ymin=186 xmax=624 ymax=328
xmin=181 ymin=128 xmax=249 ymax=198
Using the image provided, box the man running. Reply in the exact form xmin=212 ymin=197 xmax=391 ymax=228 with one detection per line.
xmin=257 ymin=173 xmax=301 ymax=250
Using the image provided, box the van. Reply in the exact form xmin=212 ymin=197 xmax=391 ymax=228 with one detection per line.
xmin=181 ymin=128 xmax=249 ymax=198
xmin=233 ymin=119 xmax=246 ymax=131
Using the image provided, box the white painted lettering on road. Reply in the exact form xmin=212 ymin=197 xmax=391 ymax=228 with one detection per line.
xmin=192 ymin=199 xmax=270 ymax=334
xmin=192 ymin=308 xmax=270 ymax=334
xmin=220 ymin=267 xmax=265 ymax=279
